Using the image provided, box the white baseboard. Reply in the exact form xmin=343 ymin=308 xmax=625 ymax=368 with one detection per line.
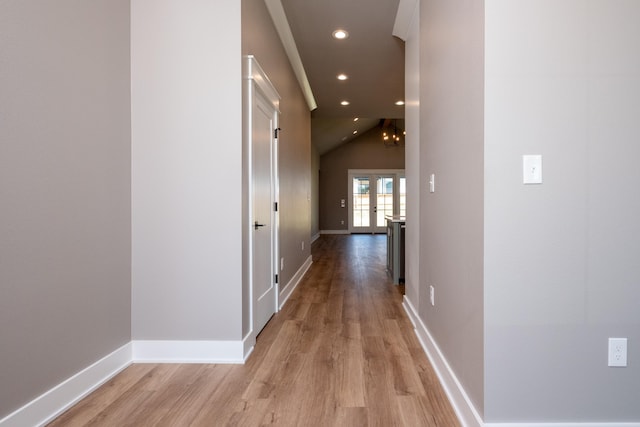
xmin=279 ymin=255 xmax=312 ymax=310
xmin=485 ymin=424 xmax=640 ymax=427
xmin=403 ymin=297 xmax=640 ymax=427
xmin=311 ymin=233 xmax=320 ymax=243
xmin=132 ymin=340 xmax=245 ymax=364
xmin=402 ymin=297 xmax=483 ymax=427
xmin=0 ymin=343 xmax=132 ymax=427
xmin=243 ymin=333 xmax=256 ymax=361
xmin=319 ymin=229 xmax=350 ymax=235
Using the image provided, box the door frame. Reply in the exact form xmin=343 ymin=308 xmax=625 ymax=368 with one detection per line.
xmin=347 ymin=169 xmax=405 ymax=234
xmin=245 ymin=56 xmax=280 ymax=346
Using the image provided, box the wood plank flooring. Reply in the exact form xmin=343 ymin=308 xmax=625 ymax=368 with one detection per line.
xmin=48 ymin=234 xmax=460 ymax=426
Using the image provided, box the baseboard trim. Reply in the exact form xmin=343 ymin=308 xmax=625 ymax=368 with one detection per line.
xmin=0 ymin=343 xmax=132 ymax=427
xmin=402 ymin=297 xmax=483 ymax=427
xmin=484 ymin=424 xmax=640 ymax=427
xmin=311 ymin=233 xmax=320 ymax=243
xmin=243 ymin=333 xmax=256 ymax=362
xmin=319 ymin=229 xmax=350 ymax=235
xmin=279 ymin=255 xmax=312 ymax=310
xmin=402 ymin=298 xmax=640 ymax=427
xmin=132 ymin=340 xmax=245 ymax=364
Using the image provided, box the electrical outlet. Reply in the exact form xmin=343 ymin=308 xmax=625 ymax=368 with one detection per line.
xmin=608 ymin=338 xmax=628 ymax=367
xmin=429 ymin=285 xmax=435 ymax=306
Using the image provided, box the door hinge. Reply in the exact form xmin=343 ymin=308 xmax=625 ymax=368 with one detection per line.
xmin=274 ymin=127 xmax=281 ymax=139
xmin=274 ymin=202 xmax=278 ymax=212
xmin=275 ymin=274 xmax=279 ymax=284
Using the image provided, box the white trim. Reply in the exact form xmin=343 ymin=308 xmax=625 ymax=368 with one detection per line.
xmin=244 ymin=55 xmax=280 ymax=112
xmin=403 ymin=298 xmax=640 ymax=427
xmin=244 ymin=55 xmax=280 ymax=345
xmin=319 ymin=230 xmax=350 ymax=235
xmin=279 ymin=255 xmax=313 ymax=310
xmin=392 ymin=0 xmax=419 ymax=41
xmin=263 ymin=0 xmax=317 ymax=111
xmin=0 ymin=343 xmax=132 ymax=427
xmin=311 ymin=233 xmax=320 ymax=243
xmin=402 ymin=297 xmax=483 ymax=427
xmin=242 ymin=333 xmax=256 ymax=362
xmin=132 ymin=340 xmax=245 ymax=364
xmin=348 ymin=169 xmax=405 ymax=234
xmin=485 ymin=424 xmax=640 ymax=427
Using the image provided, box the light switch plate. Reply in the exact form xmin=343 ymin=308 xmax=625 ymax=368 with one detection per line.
xmin=523 ymin=155 xmax=542 ymax=184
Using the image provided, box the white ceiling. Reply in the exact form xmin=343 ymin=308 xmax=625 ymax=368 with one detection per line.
xmin=278 ymin=0 xmax=405 ymax=154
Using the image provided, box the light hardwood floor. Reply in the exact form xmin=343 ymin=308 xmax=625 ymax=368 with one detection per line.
xmin=48 ymin=234 xmax=460 ymax=426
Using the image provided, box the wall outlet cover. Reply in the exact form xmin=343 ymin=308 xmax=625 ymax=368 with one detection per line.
xmin=608 ymin=337 xmax=628 ymax=367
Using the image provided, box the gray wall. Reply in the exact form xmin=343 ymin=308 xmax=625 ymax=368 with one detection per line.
xmin=403 ymin=0 xmax=421 ymax=311
xmin=407 ymin=0 xmax=640 ymax=422
xmin=319 ymin=127 xmax=405 ymax=231
xmin=131 ymin=0 xmax=243 ymax=341
xmin=0 ymin=0 xmax=131 ymax=418
xmin=242 ymin=0 xmax=312 ymax=301
xmin=418 ymin=0 xmax=485 ymax=415
xmin=310 ymin=145 xmax=320 ymax=239
xmin=484 ymin=0 xmax=640 ymax=421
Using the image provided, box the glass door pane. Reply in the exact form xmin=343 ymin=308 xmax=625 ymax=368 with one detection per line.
xmin=348 ymin=170 xmax=405 ymax=234
xmin=352 ymin=177 xmax=370 ymax=228
xmin=376 ymin=176 xmax=394 ymax=228
xmin=399 ymin=177 xmax=406 ymax=218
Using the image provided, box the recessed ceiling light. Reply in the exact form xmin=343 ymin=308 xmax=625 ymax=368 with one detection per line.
xmin=337 ymin=74 xmax=348 ymax=81
xmin=332 ymin=29 xmax=349 ymax=40
xmin=353 ymin=130 xmax=358 ymax=135
xmin=353 ymin=117 xmax=359 ymax=122
xmin=395 ymin=100 xmax=405 ymax=106
xmin=340 ymin=100 xmax=350 ymax=106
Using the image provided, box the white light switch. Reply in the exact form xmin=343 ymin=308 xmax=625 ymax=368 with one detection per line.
xmin=429 ymin=174 xmax=435 ymax=193
xmin=523 ymin=155 xmax=542 ymax=184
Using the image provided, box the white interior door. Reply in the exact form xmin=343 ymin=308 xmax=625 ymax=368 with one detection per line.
xmin=251 ymin=88 xmax=278 ymax=335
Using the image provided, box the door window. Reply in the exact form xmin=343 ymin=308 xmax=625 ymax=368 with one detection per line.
xmin=352 ymin=177 xmax=370 ymax=227
xmin=348 ymin=170 xmax=405 ymax=233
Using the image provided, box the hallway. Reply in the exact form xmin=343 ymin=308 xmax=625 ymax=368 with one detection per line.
xmin=49 ymin=235 xmax=459 ymax=426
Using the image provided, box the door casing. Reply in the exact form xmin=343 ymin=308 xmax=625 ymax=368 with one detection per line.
xmin=245 ymin=56 xmax=280 ymax=347
xmin=348 ymin=169 xmax=405 ymax=234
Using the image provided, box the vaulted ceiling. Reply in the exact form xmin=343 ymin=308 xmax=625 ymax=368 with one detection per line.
xmin=274 ymin=0 xmax=405 ymax=154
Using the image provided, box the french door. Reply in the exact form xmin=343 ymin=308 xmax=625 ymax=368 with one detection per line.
xmin=348 ymin=170 xmax=405 ymax=233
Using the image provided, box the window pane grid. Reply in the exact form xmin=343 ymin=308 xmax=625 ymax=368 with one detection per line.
xmin=353 ymin=178 xmax=370 ymax=227
xmin=376 ymin=177 xmax=394 ymax=227
xmin=399 ymin=177 xmax=406 ymax=218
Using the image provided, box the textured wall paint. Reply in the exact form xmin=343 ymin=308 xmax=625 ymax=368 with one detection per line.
xmin=418 ymin=0 xmax=485 ymax=416
xmin=0 ymin=0 xmax=131 ymax=417
xmin=131 ymin=0 xmax=243 ymax=340
xmin=484 ymin=0 xmax=640 ymax=421
xmin=319 ymin=127 xmax=405 ymax=231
